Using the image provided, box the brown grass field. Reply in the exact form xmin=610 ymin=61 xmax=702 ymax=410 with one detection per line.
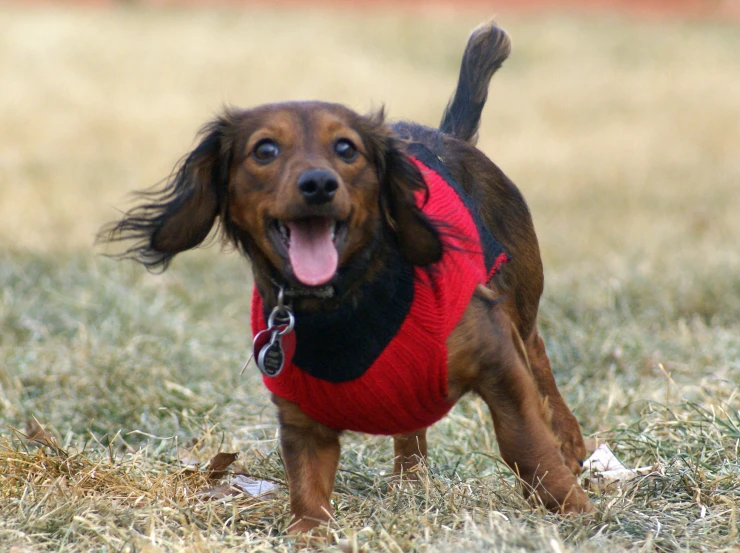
xmin=1 ymin=3 xmax=739 ymax=552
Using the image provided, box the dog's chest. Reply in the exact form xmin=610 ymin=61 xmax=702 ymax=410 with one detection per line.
xmin=251 ymin=145 xmax=506 ymax=434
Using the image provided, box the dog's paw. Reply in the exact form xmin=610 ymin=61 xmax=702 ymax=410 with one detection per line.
xmin=561 ymin=480 xmax=596 ymax=515
xmin=385 ymin=470 xmax=424 ymax=493
xmin=559 ymin=487 xmax=595 ymax=515
xmin=287 ymin=522 xmax=332 ymax=550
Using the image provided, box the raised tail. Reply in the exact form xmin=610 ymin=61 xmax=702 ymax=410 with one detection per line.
xmin=439 ymin=22 xmax=511 ymax=145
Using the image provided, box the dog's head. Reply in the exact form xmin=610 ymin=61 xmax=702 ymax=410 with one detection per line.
xmin=103 ymin=102 xmax=441 ymax=303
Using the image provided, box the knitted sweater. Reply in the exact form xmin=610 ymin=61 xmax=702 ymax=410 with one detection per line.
xmin=251 ymin=143 xmax=507 ymax=435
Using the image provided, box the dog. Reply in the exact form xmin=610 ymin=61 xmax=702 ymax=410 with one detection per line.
xmin=101 ymin=22 xmax=593 ymax=534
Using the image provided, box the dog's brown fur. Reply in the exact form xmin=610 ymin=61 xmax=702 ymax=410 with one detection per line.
xmin=101 ymin=22 xmax=593 ymax=535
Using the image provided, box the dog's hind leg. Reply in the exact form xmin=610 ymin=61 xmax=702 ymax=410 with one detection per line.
xmin=450 ymin=289 xmax=593 ymax=514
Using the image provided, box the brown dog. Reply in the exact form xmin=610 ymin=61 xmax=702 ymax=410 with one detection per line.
xmin=102 ymin=22 xmax=593 ymax=533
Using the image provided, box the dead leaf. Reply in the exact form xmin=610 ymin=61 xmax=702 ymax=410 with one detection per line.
xmin=25 ymin=419 xmax=56 ymax=447
xmin=197 ymin=481 xmax=235 ymax=500
xmin=207 ymin=452 xmax=238 ymax=480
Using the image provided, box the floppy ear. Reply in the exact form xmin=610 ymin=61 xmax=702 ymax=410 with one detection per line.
xmin=377 ymin=136 xmax=443 ymax=266
xmin=100 ymin=114 xmax=234 ymax=271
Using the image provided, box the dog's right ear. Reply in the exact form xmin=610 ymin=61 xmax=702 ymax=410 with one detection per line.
xmin=99 ymin=114 xmax=235 ymax=271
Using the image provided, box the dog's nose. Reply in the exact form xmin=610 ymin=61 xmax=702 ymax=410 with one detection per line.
xmin=296 ymin=169 xmax=338 ymax=205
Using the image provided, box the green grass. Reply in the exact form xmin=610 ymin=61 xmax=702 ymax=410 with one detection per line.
xmin=1 ymin=4 xmax=739 ymax=552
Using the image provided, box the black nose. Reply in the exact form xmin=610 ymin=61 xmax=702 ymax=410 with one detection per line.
xmin=297 ymin=169 xmax=338 ymax=205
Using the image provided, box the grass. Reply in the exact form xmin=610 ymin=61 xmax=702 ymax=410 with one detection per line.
xmin=1 ymin=4 xmax=739 ymax=552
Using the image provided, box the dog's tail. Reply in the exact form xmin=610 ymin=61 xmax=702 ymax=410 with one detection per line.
xmin=439 ymin=22 xmax=511 ymax=145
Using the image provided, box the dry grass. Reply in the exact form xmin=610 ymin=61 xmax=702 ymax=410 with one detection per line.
xmin=1 ymin=4 xmax=739 ymax=552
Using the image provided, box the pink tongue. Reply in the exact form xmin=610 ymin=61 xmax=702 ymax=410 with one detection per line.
xmin=286 ymin=218 xmax=338 ymax=286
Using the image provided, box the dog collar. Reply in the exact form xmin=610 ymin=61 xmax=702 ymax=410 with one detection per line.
xmin=268 ymin=277 xmax=335 ymax=299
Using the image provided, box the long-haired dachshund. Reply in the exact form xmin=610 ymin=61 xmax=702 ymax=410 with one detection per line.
xmin=102 ymin=22 xmax=593 ymax=534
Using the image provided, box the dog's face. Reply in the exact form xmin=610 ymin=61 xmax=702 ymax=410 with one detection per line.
xmin=226 ymin=103 xmax=385 ymax=287
xmin=114 ymin=101 xmax=442 ymax=298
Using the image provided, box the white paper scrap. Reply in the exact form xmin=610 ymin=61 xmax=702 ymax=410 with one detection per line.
xmin=229 ymin=475 xmax=278 ymax=498
xmin=582 ymin=443 xmax=642 ymax=490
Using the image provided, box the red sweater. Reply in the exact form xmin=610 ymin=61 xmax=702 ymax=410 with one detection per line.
xmin=251 ymin=147 xmax=507 ymax=435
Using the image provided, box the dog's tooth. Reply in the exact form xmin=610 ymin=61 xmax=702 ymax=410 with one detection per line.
xmin=330 ymin=221 xmax=336 ymax=241
xmin=277 ymin=221 xmax=291 ymax=244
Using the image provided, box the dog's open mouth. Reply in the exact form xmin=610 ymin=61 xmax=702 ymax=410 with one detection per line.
xmin=270 ymin=217 xmax=347 ymax=287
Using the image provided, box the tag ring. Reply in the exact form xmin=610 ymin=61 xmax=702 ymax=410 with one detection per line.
xmin=268 ymin=309 xmax=295 ymax=335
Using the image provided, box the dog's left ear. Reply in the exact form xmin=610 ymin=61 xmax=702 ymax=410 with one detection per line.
xmin=378 ymin=139 xmax=443 ymax=266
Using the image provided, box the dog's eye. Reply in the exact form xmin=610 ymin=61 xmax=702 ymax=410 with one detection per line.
xmin=253 ymin=139 xmax=279 ymax=163
xmin=334 ymin=138 xmax=358 ymax=162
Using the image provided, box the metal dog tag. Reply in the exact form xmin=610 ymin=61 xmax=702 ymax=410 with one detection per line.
xmin=249 ymin=287 xmax=296 ymax=378
xmin=253 ymin=325 xmax=296 ymax=378
xmin=257 ymin=332 xmax=285 ymax=377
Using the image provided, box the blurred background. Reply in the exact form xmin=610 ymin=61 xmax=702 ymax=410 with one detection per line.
xmin=2 ymin=0 xmax=740 ymax=415
xmin=1 ymin=1 xmax=739 ymax=550
xmin=1 ymin=0 xmax=738 ymax=267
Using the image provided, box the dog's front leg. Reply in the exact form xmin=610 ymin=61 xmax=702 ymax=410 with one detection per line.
xmin=273 ymin=395 xmax=341 ymax=535
xmin=393 ymin=429 xmax=428 ymax=476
